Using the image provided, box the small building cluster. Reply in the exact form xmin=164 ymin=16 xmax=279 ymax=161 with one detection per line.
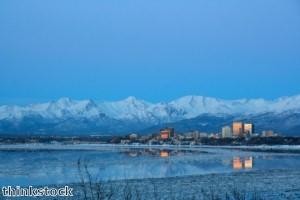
xmin=232 ymin=122 xmax=254 ymax=137
xmin=222 ymin=122 xmax=254 ymax=138
xmin=221 ymin=122 xmax=278 ymax=138
xmin=117 ymin=121 xmax=282 ymax=146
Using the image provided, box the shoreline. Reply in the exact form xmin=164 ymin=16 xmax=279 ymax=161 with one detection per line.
xmin=0 ymin=143 xmax=300 ymax=152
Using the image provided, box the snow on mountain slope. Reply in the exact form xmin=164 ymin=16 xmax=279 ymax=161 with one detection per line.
xmin=0 ymin=98 xmax=103 ymax=120
xmin=98 ymin=95 xmax=300 ymax=121
xmin=99 ymin=96 xmax=154 ymax=122
xmin=168 ymin=95 xmax=300 ymax=118
xmin=98 ymin=96 xmax=185 ymax=123
xmin=1 ymin=95 xmax=300 ymax=123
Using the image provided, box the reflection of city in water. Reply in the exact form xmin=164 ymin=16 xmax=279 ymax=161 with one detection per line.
xmin=2 ymin=147 xmax=300 ymax=186
xmin=160 ymin=150 xmax=169 ymax=158
xmin=125 ymin=149 xmax=255 ymax=171
xmin=124 ymin=148 xmax=197 ymax=158
xmin=233 ymin=157 xmax=253 ymax=169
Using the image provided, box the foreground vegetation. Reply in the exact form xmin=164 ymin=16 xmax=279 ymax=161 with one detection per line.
xmin=75 ymin=160 xmax=300 ymax=200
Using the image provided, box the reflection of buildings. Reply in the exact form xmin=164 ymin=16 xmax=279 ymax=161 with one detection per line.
xmin=124 ymin=148 xmax=193 ymax=158
xmin=160 ymin=150 xmax=169 ymax=158
xmin=244 ymin=157 xmax=253 ymax=169
xmin=232 ymin=157 xmax=253 ymax=169
xmin=233 ymin=157 xmax=243 ymax=169
xmin=128 ymin=152 xmax=138 ymax=157
xmin=160 ymin=128 xmax=175 ymax=140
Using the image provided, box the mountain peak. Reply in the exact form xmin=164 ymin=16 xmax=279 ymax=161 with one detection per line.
xmin=56 ymin=97 xmax=72 ymax=105
xmin=1 ymin=94 xmax=300 ymax=135
xmin=2 ymin=94 xmax=300 ymax=121
xmin=124 ymin=96 xmax=138 ymax=102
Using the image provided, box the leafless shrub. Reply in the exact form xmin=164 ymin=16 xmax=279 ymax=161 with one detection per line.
xmin=77 ymin=159 xmax=265 ymax=200
xmin=231 ymin=187 xmax=246 ymax=200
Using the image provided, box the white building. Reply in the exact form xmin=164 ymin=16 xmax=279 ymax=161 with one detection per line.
xmin=222 ymin=126 xmax=232 ymax=138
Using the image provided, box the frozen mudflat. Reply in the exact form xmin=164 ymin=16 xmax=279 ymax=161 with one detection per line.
xmin=67 ymin=169 xmax=300 ymax=200
xmin=0 ymin=144 xmax=300 ymax=199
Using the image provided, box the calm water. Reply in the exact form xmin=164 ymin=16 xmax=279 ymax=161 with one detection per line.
xmin=1 ymin=145 xmax=300 ymax=186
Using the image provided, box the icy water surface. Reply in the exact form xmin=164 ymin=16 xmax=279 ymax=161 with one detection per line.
xmin=0 ymin=145 xmax=300 ymax=186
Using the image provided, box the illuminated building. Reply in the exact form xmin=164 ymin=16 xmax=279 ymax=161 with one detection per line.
xmin=244 ymin=123 xmax=254 ymax=135
xmin=233 ymin=157 xmax=243 ymax=169
xmin=160 ymin=131 xmax=169 ymax=140
xmin=160 ymin=128 xmax=175 ymax=140
xmin=222 ymin=126 xmax=232 ymax=138
xmin=232 ymin=122 xmax=244 ymax=137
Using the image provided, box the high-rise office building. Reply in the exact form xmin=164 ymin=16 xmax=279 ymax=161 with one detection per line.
xmin=232 ymin=122 xmax=244 ymax=136
xmin=244 ymin=123 xmax=254 ymax=135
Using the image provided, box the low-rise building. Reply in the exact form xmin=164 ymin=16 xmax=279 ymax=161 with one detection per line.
xmin=199 ymin=132 xmax=209 ymax=138
xmin=262 ymin=130 xmax=276 ymax=137
xmin=184 ymin=131 xmax=201 ymax=140
xmin=129 ymin=133 xmax=138 ymax=140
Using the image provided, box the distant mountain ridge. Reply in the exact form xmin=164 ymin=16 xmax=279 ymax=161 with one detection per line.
xmin=1 ymin=95 xmax=300 ymax=135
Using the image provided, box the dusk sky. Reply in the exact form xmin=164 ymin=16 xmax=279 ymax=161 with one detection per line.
xmin=1 ymin=0 xmax=300 ymax=104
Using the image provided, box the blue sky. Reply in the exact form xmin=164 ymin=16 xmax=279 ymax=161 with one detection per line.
xmin=0 ymin=0 xmax=300 ymax=104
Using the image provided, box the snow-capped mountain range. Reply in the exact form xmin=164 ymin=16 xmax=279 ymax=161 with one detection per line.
xmin=1 ymin=95 xmax=300 ymax=135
